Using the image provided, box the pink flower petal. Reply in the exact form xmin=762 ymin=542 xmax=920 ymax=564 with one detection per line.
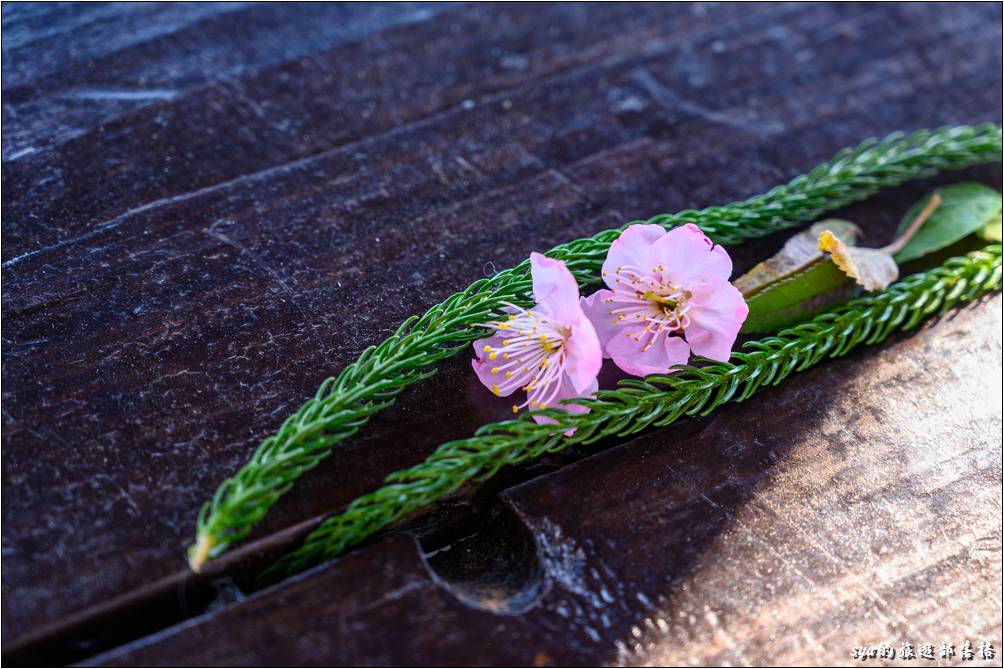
xmin=579 ymin=289 xmax=623 ymax=355
xmin=653 ymin=223 xmax=732 ymax=285
xmin=684 ymin=280 xmax=748 ymax=361
xmin=562 ymin=314 xmax=602 ymax=394
xmin=472 ymin=334 xmax=505 ymax=362
xmin=531 ymin=374 xmax=598 ymax=434
xmin=530 ymin=252 xmax=581 ymax=323
xmin=601 ymin=224 xmax=666 ymax=291
xmin=470 ymin=334 xmax=520 ymax=395
xmin=473 ymin=254 xmax=603 ymax=417
xmin=607 ymin=326 xmax=691 ymax=377
xmin=529 ymin=373 xmax=597 ymax=414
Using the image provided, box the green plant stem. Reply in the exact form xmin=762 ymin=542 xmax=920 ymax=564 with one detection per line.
xmin=263 ymin=244 xmax=1002 ymax=581
xmin=191 ymin=124 xmax=1002 ymax=570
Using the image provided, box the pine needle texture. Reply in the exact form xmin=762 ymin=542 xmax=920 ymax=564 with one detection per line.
xmin=265 ymin=244 xmax=1003 ymax=580
xmin=191 ymin=124 xmax=1003 ymax=569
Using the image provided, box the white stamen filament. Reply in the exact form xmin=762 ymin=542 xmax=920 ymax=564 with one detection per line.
xmin=607 ymin=264 xmax=692 ymax=352
xmin=476 ymin=303 xmax=570 ymax=413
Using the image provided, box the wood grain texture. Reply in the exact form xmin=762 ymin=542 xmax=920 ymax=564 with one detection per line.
xmin=91 ymin=295 xmax=1004 ymax=666
xmin=2 ymin=2 xmax=1001 ymax=664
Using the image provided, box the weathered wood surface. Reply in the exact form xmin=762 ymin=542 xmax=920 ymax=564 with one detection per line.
xmin=2 ymin=2 xmax=1001 ymax=665
xmin=93 ymin=297 xmax=1004 ymax=666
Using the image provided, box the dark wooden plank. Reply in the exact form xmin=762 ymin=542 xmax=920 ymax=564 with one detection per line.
xmin=90 ymin=294 xmax=1003 ymax=666
xmin=1 ymin=3 xmax=454 ymax=161
xmin=2 ymin=1 xmax=1001 ymax=661
xmin=2 ymin=1 xmax=758 ymax=261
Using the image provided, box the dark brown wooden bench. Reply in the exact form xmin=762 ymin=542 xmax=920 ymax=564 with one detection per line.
xmin=3 ymin=3 xmax=1001 ymax=665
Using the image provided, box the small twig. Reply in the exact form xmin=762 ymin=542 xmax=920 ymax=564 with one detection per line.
xmin=882 ymin=192 xmax=942 ymax=255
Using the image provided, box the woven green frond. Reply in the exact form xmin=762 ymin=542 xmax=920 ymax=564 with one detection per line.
xmin=263 ymin=244 xmax=1002 ymax=581
xmin=190 ymin=124 xmax=1002 ymax=569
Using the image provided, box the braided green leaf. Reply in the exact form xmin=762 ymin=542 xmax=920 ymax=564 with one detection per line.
xmin=264 ymin=244 xmax=1002 ymax=580
xmin=190 ymin=124 xmax=1002 ymax=569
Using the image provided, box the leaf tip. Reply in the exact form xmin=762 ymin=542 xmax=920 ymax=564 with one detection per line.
xmin=188 ymin=532 xmax=215 ymax=573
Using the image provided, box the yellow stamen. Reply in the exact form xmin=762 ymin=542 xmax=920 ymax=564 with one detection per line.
xmin=643 ymin=290 xmax=679 ymax=309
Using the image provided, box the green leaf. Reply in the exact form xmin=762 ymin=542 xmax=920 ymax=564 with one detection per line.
xmin=741 ymin=258 xmax=857 ymax=333
xmin=979 ymin=215 xmax=1002 ymax=242
xmin=734 ymin=220 xmax=859 ymax=295
xmin=736 ymin=220 xmax=859 ymax=334
xmin=894 ymin=182 xmax=1003 ymax=263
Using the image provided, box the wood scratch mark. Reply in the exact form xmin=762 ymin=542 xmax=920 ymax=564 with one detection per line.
xmin=57 ymin=88 xmax=179 ymax=102
xmin=764 ymin=501 xmax=927 ymax=642
xmin=631 ymin=67 xmax=783 ymax=136
xmin=205 ymin=219 xmax=326 ymax=352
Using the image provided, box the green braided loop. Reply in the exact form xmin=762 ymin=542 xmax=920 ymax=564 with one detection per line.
xmin=264 ymin=244 xmax=1003 ymax=580
xmin=190 ymin=124 xmax=1002 ymax=568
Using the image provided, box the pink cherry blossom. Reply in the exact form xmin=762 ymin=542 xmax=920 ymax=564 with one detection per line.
xmin=472 ymin=252 xmax=601 ymax=422
xmin=580 ymin=223 xmax=748 ymax=377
